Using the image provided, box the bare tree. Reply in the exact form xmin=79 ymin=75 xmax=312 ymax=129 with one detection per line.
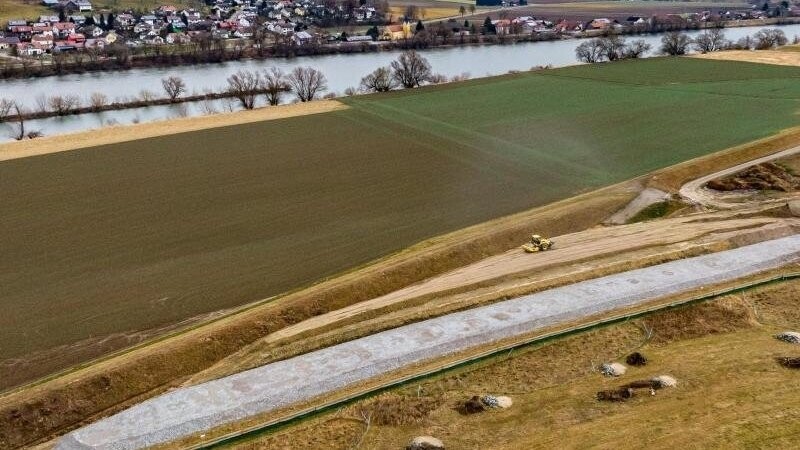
xmin=598 ymin=35 xmax=626 ymax=61
xmin=660 ymin=31 xmax=691 ymax=56
xmin=575 ymin=39 xmax=604 ymax=63
xmin=7 ymin=102 xmax=29 ymax=140
xmin=89 ymin=92 xmax=109 ymax=111
xmin=48 ymin=94 xmax=81 ymax=116
xmin=754 ymin=28 xmax=787 ymax=49
xmin=404 ymin=5 xmax=419 ymax=20
xmin=694 ymin=29 xmax=727 ymax=53
xmin=138 ymin=89 xmax=157 ymax=102
xmin=391 ymin=50 xmax=432 ymax=88
xmin=34 ymin=94 xmax=49 ymax=114
xmin=161 ymin=76 xmax=186 ymax=102
xmin=227 ymin=69 xmax=263 ymax=109
xmin=0 ymin=98 xmax=13 ymax=122
xmin=287 ymin=67 xmax=328 ymax=102
xmin=263 ymin=68 xmax=290 ymax=106
xmin=623 ymin=40 xmax=652 ymax=59
xmin=359 ymin=66 xmax=396 ymax=92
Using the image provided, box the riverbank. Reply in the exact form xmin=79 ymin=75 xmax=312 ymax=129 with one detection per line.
xmin=0 ymin=100 xmax=347 ymax=162
xmin=4 ymin=17 xmax=799 ymax=81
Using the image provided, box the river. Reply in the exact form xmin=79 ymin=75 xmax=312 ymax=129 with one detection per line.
xmin=2 ymin=23 xmax=800 ymax=142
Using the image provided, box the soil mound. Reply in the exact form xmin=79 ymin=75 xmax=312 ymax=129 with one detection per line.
xmin=706 ymin=162 xmax=800 ymax=192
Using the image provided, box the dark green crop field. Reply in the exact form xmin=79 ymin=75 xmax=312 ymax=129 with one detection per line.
xmin=2 ymin=57 xmax=800 ymax=387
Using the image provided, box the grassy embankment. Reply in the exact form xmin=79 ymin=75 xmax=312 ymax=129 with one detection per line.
xmin=4 ymin=57 xmax=800 ymax=448
xmin=234 ymin=278 xmax=800 ymax=449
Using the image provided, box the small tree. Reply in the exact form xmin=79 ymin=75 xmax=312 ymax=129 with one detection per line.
xmin=263 ymin=67 xmax=290 ymax=106
xmin=360 ymin=66 xmax=396 ymax=92
xmin=754 ymin=28 xmax=787 ymax=49
xmin=89 ymin=92 xmax=109 ymax=111
xmin=390 ymin=50 xmax=432 ymax=88
xmin=459 ymin=5 xmax=466 ymax=17
xmin=161 ymin=76 xmax=186 ymax=102
xmin=227 ymin=69 xmax=262 ymax=109
xmin=483 ymin=16 xmax=496 ymax=34
xmin=416 ymin=20 xmax=425 ymax=33
xmin=287 ymin=66 xmax=328 ymax=102
xmin=575 ymin=39 xmax=604 ymax=63
xmin=660 ymin=31 xmax=691 ymax=56
xmin=598 ymin=35 xmax=626 ymax=61
xmin=694 ymin=29 xmax=727 ymax=53
xmin=623 ymin=39 xmax=651 ymax=59
xmin=48 ymin=94 xmax=81 ymax=115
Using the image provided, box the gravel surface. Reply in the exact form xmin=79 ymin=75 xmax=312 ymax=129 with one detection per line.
xmin=56 ymin=235 xmax=800 ymax=450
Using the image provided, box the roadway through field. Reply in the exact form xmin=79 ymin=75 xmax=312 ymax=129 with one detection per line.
xmin=56 ymin=234 xmax=800 ymax=450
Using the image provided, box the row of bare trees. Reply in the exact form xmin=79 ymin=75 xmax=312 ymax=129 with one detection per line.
xmin=575 ymin=35 xmax=652 ymax=63
xmin=225 ymin=66 xmax=328 ymax=109
xmin=359 ymin=50 xmax=434 ymax=93
xmin=661 ymin=28 xmax=789 ymax=56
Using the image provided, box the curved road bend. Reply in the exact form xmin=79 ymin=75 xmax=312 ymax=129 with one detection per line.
xmin=679 ymin=145 xmax=800 ymax=209
xmin=57 ymin=234 xmax=800 ymax=450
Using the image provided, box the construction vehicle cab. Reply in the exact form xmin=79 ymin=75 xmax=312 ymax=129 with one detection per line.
xmin=522 ymin=234 xmax=553 ymax=253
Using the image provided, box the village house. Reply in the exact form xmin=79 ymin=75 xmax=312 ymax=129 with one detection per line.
xmin=16 ymin=42 xmax=45 ymax=56
xmin=0 ymin=37 xmax=21 ymax=49
xmin=381 ymin=22 xmax=411 ymax=40
xmin=61 ymin=0 xmax=93 ymax=13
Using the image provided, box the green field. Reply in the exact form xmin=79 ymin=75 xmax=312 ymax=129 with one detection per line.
xmin=2 ymin=57 xmax=800 ymax=388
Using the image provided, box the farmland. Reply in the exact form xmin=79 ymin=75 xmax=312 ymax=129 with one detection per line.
xmin=2 ymin=57 xmax=800 ymax=390
xmin=463 ymin=1 xmax=751 ymax=23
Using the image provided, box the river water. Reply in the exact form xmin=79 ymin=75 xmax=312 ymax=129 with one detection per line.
xmin=2 ymin=23 xmax=800 ymax=141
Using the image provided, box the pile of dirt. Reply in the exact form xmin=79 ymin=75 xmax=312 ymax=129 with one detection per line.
xmin=596 ymin=388 xmax=635 ymax=402
xmin=776 ymin=331 xmax=800 ymax=344
xmin=706 ymin=162 xmax=800 ymax=192
xmin=626 ymin=352 xmax=648 ymax=366
xmin=458 ymin=396 xmax=486 ymax=415
xmin=776 ymin=357 xmax=800 ymax=369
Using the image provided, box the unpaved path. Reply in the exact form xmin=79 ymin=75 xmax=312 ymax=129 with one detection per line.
xmin=245 ymin=211 xmax=790 ymax=349
xmin=605 ymin=187 xmax=669 ymax=225
xmin=57 ymin=234 xmax=800 ymax=450
xmin=678 ymin=145 xmax=800 ymax=208
xmin=0 ymin=100 xmax=347 ymax=162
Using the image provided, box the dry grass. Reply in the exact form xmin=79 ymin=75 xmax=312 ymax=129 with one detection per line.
xmin=0 ymin=0 xmax=47 ymax=25
xmin=239 ymin=280 xmax=800 ymax=449
xmin=694 ymin=49 xmax=800 ymax=67
xmin=0 ymin=100 xmax=347 ymax=162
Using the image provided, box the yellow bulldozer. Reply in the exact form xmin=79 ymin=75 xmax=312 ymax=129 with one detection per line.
xmin=521 ymin=234 xmax=553 ymax=253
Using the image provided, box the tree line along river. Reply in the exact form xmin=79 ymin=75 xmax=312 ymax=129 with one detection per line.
xmin=2 ymin=23 xmax=800 ymax=142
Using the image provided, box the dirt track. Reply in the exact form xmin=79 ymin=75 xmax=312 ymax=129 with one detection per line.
xmin=679 ymin=144 xmax=800 ymax=208
xmin=244 ymin=210 xmax=794 ymax=347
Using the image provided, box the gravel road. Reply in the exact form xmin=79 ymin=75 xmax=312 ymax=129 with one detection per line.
xmin=56 ymin=235 xmax=800 ymax=450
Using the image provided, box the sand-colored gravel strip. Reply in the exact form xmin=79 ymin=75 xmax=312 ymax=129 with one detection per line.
xmin=693 ymin=48 xmax=800 ymax=67
xmin=0 ymin=100 xmax=348 ymax=162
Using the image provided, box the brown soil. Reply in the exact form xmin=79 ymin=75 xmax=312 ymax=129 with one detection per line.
xmin=706 ymin=162 xmax=800 ymax=192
